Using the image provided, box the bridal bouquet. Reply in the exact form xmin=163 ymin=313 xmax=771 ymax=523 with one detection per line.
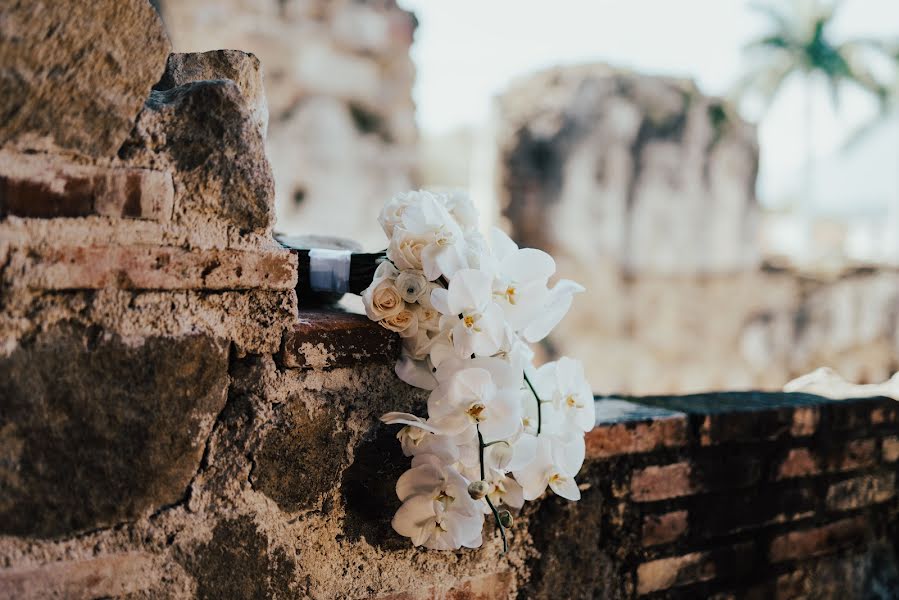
xmin=361 ymin=190 xmax=593 ymax=552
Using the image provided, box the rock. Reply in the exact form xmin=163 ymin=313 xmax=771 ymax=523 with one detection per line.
xmin=495 ymin=64 xmax=759 ymax=275
xmin=120 ymin=79 xmax=275 ymax=233
xmin=0 ymin=324 xmax=229 ymax=538
xmin=0 ymin=150 xmax=174 ymax=220
xmin=0 ymin=0 xmax=171 ymax=158
xmin=178 ymin=516 xmax=295 ymax=600
xmin=156 ymin=0 xmax=419 ymax=249
xmin=154 ymin=50 xmax=270 ymax=139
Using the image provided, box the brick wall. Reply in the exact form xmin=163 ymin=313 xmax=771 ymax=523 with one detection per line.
xmin=523 ymin=392 xmax=899 ymax=598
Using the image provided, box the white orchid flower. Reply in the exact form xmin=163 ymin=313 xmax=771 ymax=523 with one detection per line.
xmin=486 ymin=228 xmax=557 ymax=331
xmin=521 ymin=279 xmax=585 ymax=343
xmin=533 ymin=357 xmax=596 ymax=433
xmin=392 ymin=455 xmax=483 ymax=550
xmin=381 ymin=413 xmax=459 ymax=464
xmin=513 ymin=433 xmax=585 ymax=502
xmin=430 ymin=269 xmax=505 ymax=358
xmin=427 ymin=364 xmax=522 ymax=443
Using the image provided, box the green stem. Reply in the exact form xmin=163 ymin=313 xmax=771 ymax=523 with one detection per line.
xmin=478 ymin=428 xmax=508 ymax=554
xmin=523 ymin=372 xmax=542 ymax=435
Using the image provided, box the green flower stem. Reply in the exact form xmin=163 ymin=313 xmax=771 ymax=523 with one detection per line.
xmin=523 ymin=372 xmax=542 ymax=434
xmin=477 ymin=428 xmax=508 ymax=554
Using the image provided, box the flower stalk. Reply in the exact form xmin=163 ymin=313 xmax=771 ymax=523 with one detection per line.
xmin=478 ymin=428 xmax=508 ymax=554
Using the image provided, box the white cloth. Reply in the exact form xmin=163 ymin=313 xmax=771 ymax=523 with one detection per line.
xmin=308 ymin=248 xmax=352 ymax=293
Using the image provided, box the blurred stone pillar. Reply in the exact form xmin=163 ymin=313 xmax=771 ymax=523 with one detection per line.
xmin=492 ymin=65 xmax=779 ymax=394
xmin=156 ymin=0 xmax=419 ymax=249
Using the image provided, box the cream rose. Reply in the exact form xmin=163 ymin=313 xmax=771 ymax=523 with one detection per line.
xmin=381 ymin=308 xmax=419 ymax=337
xmin=387 ymin=230 xmax=428 ymax=271
xmin=362 ymin=278 xmax=405 ymax=321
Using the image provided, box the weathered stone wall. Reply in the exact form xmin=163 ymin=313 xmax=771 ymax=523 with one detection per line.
xmin=2 ymin=5 xmax=897 ymax=599
xmin=493 ymin=65 xmax=899 ymax=395
xmin=155 ymin=0 xmax=419 ymax=250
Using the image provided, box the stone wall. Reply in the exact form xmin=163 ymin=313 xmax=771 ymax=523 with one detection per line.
xmin=1 ymin=5 xmax=897 ymax=599
xmin=155 ymin=0 xmax=419 ymax=250
xmin=493 ymin=65 xmax=899 ymax=395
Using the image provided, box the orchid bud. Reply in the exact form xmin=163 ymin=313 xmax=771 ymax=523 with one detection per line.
xmin=498 ymin=510 xmax=513 ymax=528
xmin=467 ymin=480 xmax=489 ymax=500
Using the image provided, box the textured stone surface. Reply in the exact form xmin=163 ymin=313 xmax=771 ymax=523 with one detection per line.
xmin=120 ymin=78 xmax=275 ymax=233
xmin=0 ymin=323 xmax=228 ymax=538
xmin=0 ymin=151 xmax=173 ymax=220
xmin=157 ymin=0 xmax=419 ymax=249
xmin=155 ymin=50 xmax=269 ymax=139
xmin=0 ymin=0 xmax=170 ymax=157
xmin=6 ymin=245 xmax=297 ymax=291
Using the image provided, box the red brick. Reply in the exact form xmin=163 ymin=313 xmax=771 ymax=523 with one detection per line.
xmin=790 ymin=407 xmax=819 ymax=437
xmin=642 ymin=510 xmax=688 ymax=547
xmin=0 ymin=152 xmax=173 ymax=221
xmin=280 ymin=310 xmax=399 ymax=370
xmin=637 ymin=552 xmax=711 ymax=595
xmin=631 ymin=462 xmax=695 ymax=502
xmin=636 ymin=542 xmax=754 ymax=595
xmin=776 ymin=439 xmax=877 ymax=480
xmin=374 ymin=572 xmax=512 ymax=600
xmin=839 ymin=439 xmax=878 ymax=471
xmin=586 ymin=402 xmax=687 ymax=459
xmin=0 ymin=553 xmax=160 ymax=599
xmin=883 ymin=436 xmax=899 ymax=463
xmin=825 ymin=473 xmax=896 ymax=511
xmin=769 ymin=517 xmax=866 ymax=562
xmin=776 ymin=448 xmax=820 ymax=479
xmin=12 ymin=245 xmax=297 ymax=291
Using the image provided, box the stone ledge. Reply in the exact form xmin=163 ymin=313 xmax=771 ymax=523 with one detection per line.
xmin=279 ymin=309 xmax=399 ymax=370
xmin=0 ymin=151 xmax=174 ymax=221
xmin=0 ymin=554 xmax=165 ymax=600
xmin=7 ymin=245 xmax=297 ymax=291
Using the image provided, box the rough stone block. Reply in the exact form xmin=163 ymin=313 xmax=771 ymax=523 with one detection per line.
xmin=279 ymin=309 xmax=399 ymax=370
xmin=10 ymin=245 xmax=297 ymax=291
xmin=0 ymin=0 xmax=170 ymax=157
xmin=154 ymin=50 xmax=269 ymax=139
xmin=825 ymin=473 xmax=896 ymax=511
xmin=0 ymin=151 xmax=173 ymax=220
xmin=769 ymin=517 xmax=867 ymax=562
xmin=0 ymin=553 xmax=165 ymax=600
xmin=120 ymin=79 xmax=274 ymax=233
xmin=631 ymin=453 xmax=762 ymax=502
xmin=0 ymin=323 xmax=229 ymax=538
xmin=586 ymin=398 xmax=687 ymax=459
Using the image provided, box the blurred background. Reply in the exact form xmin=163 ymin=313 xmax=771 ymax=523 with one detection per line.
xmin=152 ymin=0 xmax=899 ymax=395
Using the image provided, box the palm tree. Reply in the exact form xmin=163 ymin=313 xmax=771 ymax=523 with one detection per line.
xmin=735 ymin=0 xmax=894 ymax=229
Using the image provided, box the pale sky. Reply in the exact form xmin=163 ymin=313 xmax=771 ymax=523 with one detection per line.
xmin=397 ymin=0 xmax=899 ymax=207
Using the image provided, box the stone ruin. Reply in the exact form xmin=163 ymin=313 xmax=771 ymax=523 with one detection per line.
xmin=154 ymin=0 xmax=419 ymax=250
xmin=493 ymin=65 xmax=899 ymax=396
xmin=0 ymin=3 xmax=897 ymax=599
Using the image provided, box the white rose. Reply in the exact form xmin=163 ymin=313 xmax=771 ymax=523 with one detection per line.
xmin=378 ymin=192 xmax=417 ymax=238
xmin=362 ymin=278 xmax=405 ymax=321
xmin=382 ymin=308 xmax=419 ymax=338
xmin=387 ymin=229 xmax=428 ymax=271
xmin=395 ymin=270 xmax=429 ymax=303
